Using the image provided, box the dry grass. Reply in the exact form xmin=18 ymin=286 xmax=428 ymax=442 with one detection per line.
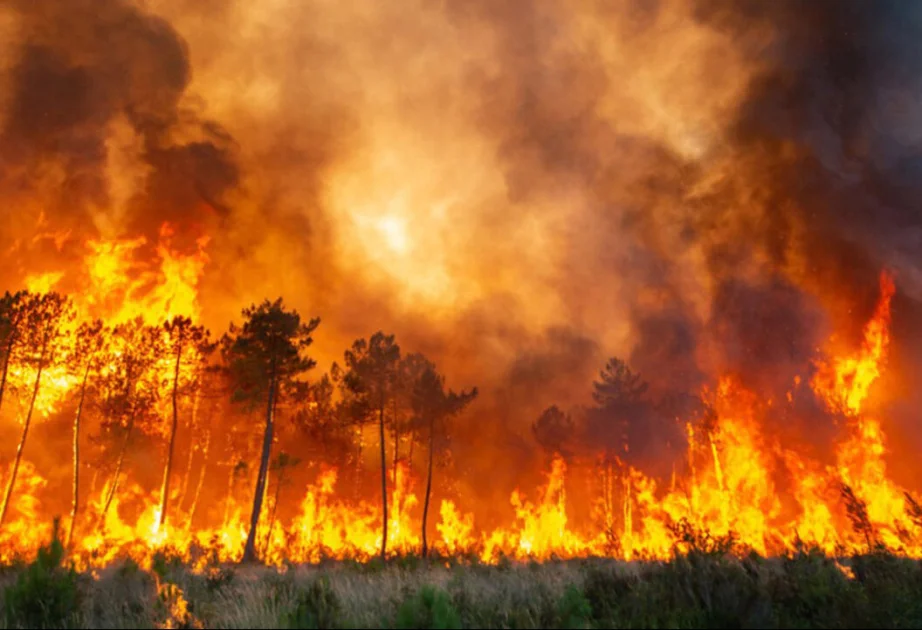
xmin=2 ymin=547 xmax=922 ymax=628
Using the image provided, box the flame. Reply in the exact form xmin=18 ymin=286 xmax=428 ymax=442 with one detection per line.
xmin=22 ymin=223 xmax=207 ymax=326
xmin=156 ymin=579 xmax=203 ymax=629
xmin=813 ymin=272 xmax=896 ymax=416
xmin=1 ymin=254 xmax=921 ymax=569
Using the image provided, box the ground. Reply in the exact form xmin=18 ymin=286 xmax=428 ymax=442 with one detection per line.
xmin=2 ymin=539 xmax=922 ymax=629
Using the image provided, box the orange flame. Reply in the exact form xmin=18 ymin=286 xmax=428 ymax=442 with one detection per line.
xmin=3 ymin=249 xmax=921 ymax=569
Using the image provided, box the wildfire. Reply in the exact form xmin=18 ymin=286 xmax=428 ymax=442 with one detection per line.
xmin=0 ymin=235 xmax=919 ymax=572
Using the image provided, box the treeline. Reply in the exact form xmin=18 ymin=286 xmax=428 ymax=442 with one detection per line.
xmin=0 ymin=290 xmax=476 ymax=562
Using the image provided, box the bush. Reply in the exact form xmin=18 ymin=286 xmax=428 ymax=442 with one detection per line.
xmin=555 ymin=584 xmax=592 ymax=629
xmin=583 ymin=553 xmax=774 ymax=629
xmin=769 ymin=548 xmax=858 ymax=628
xmin=395 ymin=586 xmax=462 ymax=629
xmin=3 ymin=520 xmax=80 ymax=629
xmin=284 ymin=576 xmax=341 ymax=629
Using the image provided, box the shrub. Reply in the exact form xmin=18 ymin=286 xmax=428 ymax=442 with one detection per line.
xmin=3 ymin=520 xmax=80 ymax=629
xmin=555 ymin=584 xmax=592 ymax=629
xmin=283 ymin=576 xmax=341 ymax=629
xmin=395 ymin=586 xmax=461 ymax=630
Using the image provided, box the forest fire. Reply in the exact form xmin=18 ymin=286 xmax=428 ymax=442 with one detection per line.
xmin=0 ymin=234 xmax=918 ymax=570
xmin=0 ymin=0 xmax=921 ymax=582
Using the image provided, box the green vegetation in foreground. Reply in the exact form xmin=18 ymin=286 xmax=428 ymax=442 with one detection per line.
xmin=3 ymin=529 xmax=922 ymax=628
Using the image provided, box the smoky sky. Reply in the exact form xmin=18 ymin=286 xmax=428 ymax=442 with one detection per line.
xmin=0 ymin=0 xmax=238 ymax=280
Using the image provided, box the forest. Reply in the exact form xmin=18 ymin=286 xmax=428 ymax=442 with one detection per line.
xmin=0 ymin=269 xmax=919 ymax=575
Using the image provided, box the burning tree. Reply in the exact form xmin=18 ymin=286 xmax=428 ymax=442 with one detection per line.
xmin=0 ymin=291 xmax=28 ymax=417
xmin=340 ymin=332 xmax=401 ymax=561
xmin=157 ymin=316 xmax=214 ymax=530
xmin=66 ymin=320 xmax=109 ymax=548
xmin=292 ymin=374 xmax=355 ymax=471
xmin=410 ymin=362 xmax=477 ymax=557
xmin=96 ymin=319 xmax=166 ymax=520
xmin=0 ymin=292 xmax=73 ymax=527
xmin=221 ymin=298 xmax=319 ymax=563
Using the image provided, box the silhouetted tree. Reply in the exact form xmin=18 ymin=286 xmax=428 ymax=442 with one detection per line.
xmin=592 ymin=358 xmax=648 ymax=407
xmin=158 ymin=316 xmax=213 ymax=530
xmin=293 ymin=374 xmax=354 ymax=468
xmin=67 ymin=319 xmax=108 ymax=548
xmin=341 ymin=332 xmax=401 ymax=561
xmin=221 ymin=298 xmax=319 ymax=563
xmin=532 ymin=405 xmax=577 ymax=461
xmin=397 ymin=353 xmax=434 ymax=473
xmin=0 ymin=291 xmax=27 ymax=416
xmin=585 ymin=358 xmax=651 ymax=461
xmin=0 ymin=292 xmax=73 ymax=527
xmin=411 ymin=362 xmax=477 ymax=557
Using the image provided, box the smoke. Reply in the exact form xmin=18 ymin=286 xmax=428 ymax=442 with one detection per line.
xmin=0 ymin=0 xmax=238 ymax=289
xmin=2 ymin=0 xmax=921 ymax=492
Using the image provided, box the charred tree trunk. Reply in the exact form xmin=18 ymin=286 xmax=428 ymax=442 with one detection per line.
xmin=102 ymin=369 xmax=138 ymax=521
xmin=178 ymin=391 xmax=201 ymax=510
xmin=222 ymin=463 xmax=235 ymax=527
xmin=67 ymin=363 xmax=91 ymax=550
xmin=186 ymin=421 xmax=211 ymax=531
xmin=0 ymin=335 xmax=48 ymax=526
xmin=379 ymin=400 xmax=389 ymax=561
xmin=241 ymin=368 xmax=276 ymax=563
xmin=263 ymin=464 xmax=285 ymax=556
xmin=354 ymin=429 xmax=365 ymax=499
xmin=392 ymin=396 xmax=399 ymax=485
xmin=102 ymin=407 xmax=137 ymax=520
xmin=421 ymin=415 xmax=435 ymax=558
xmin=158 ymin=342 xmax=183 ymax=529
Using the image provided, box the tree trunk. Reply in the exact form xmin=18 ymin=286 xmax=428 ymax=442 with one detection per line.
xmin=177 ymin=391 xmax=201 ymax=510
xmin=222 ymin=463 xmax=236 ymax=527
xmin=421 ymin=416 xmax=435 ymax=558
xmin=392 ymin=396 xmax=399 ymax=485
xmin=264 ymin=465 xmax=285 ymax=555
xmin=67 ymin=363 xmax=91 ymax=550
xmin=186 ymin=422 xmax=211 ymax=531
xmin=102 ymin=408 xmax=136 ymax=520
xmin=378 ymin=401 xmax=388 ymax=561
xmin=354 ymin=429 xmax=364 ymax=498
xmin=0 ymin=335 xmax=48 ymax=526
xmin=0 ymin=334 xmax=16 ymax=414
xmin=158 ymin=343 xmax=183 ymax=529
xmin=102 ymin=368 xmax=137 ymax=521
xmin=241 ymin=373 xmax=276 ymax=563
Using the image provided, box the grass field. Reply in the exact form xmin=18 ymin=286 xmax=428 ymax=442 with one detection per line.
xmin=3 ymin=528 xmax=922 ymax=630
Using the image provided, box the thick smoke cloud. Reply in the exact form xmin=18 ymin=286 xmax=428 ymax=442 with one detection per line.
xmin=1 ymin=0 xmax=921 ymax=497
xmin=0 ymin=0 xmax=238 ymax=282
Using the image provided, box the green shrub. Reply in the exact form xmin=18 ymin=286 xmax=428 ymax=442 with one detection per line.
xmin=851 ymin=552 xmax=922 ymax=629
xmin=395 ymin=586 xmax=461 ymax=630
xmin=769 ymin=548 xmax=858 ymax=628
xmin=284 ymin=576 xmax=341 ymax=629
xmin=3 ymin=520 xmax=80 ymax=629
xmin=555 ymin=584 xmax=592 ymax=629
